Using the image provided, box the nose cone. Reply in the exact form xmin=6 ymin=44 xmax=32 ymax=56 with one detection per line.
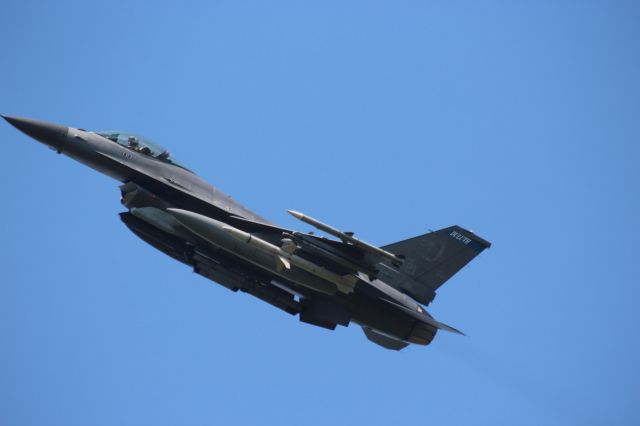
xmin=2 ymin=115 xmax=68 ymax=151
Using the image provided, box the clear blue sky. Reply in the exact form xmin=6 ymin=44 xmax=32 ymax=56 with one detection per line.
xmin=1 ymin=1 xmax=638 ymax=425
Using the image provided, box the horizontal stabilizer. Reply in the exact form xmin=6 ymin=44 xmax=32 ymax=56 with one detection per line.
xmin=424 ymin=317 xmax=465 ymax=335
xmin=380 ymin=298 xmax=465 ymax=335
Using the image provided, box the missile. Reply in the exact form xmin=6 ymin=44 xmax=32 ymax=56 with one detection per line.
xmin=166 ymin=208 xmax=356 ymax=294
xmin=221 ymin=225 xmax=358 ymax=294
xmin=287 ymin=210 xmax=404 ymax=265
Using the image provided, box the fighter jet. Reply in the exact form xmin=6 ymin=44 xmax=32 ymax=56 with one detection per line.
xmin=4 ymin=115 xmax=490 ymax=350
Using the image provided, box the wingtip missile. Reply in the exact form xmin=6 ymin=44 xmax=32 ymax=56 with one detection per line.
xmin=287 ymin=209 xmax=404 ymax=265
xmin=287 ymin=210 xmax=304 ymax=220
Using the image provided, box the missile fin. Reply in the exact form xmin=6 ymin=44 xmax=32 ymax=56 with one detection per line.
xmin=336 ymin=274 xmax=358 ymax=294
xmin=277 ymin=255 xmax=291 ymax=271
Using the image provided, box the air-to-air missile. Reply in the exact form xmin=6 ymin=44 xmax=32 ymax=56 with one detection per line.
xmin=4 ymin=115 xmax=490 ymax=350
xmin=287 ymin=210 xmax=404 ymax=265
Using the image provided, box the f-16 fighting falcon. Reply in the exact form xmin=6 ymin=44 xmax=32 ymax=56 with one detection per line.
xmin=4 ymin=115 xmax=490 ymax=350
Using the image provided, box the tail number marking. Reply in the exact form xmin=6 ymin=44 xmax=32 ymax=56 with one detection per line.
xmin=449 ymin=231 xmax=471 ymax=245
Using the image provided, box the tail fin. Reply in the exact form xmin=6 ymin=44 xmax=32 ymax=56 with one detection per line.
xmin=379 ymin=226 xmax=490 ymax=305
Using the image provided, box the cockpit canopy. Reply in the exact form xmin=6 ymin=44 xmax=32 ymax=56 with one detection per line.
xmin=94 ymin=131 xmax=192 ymax=172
